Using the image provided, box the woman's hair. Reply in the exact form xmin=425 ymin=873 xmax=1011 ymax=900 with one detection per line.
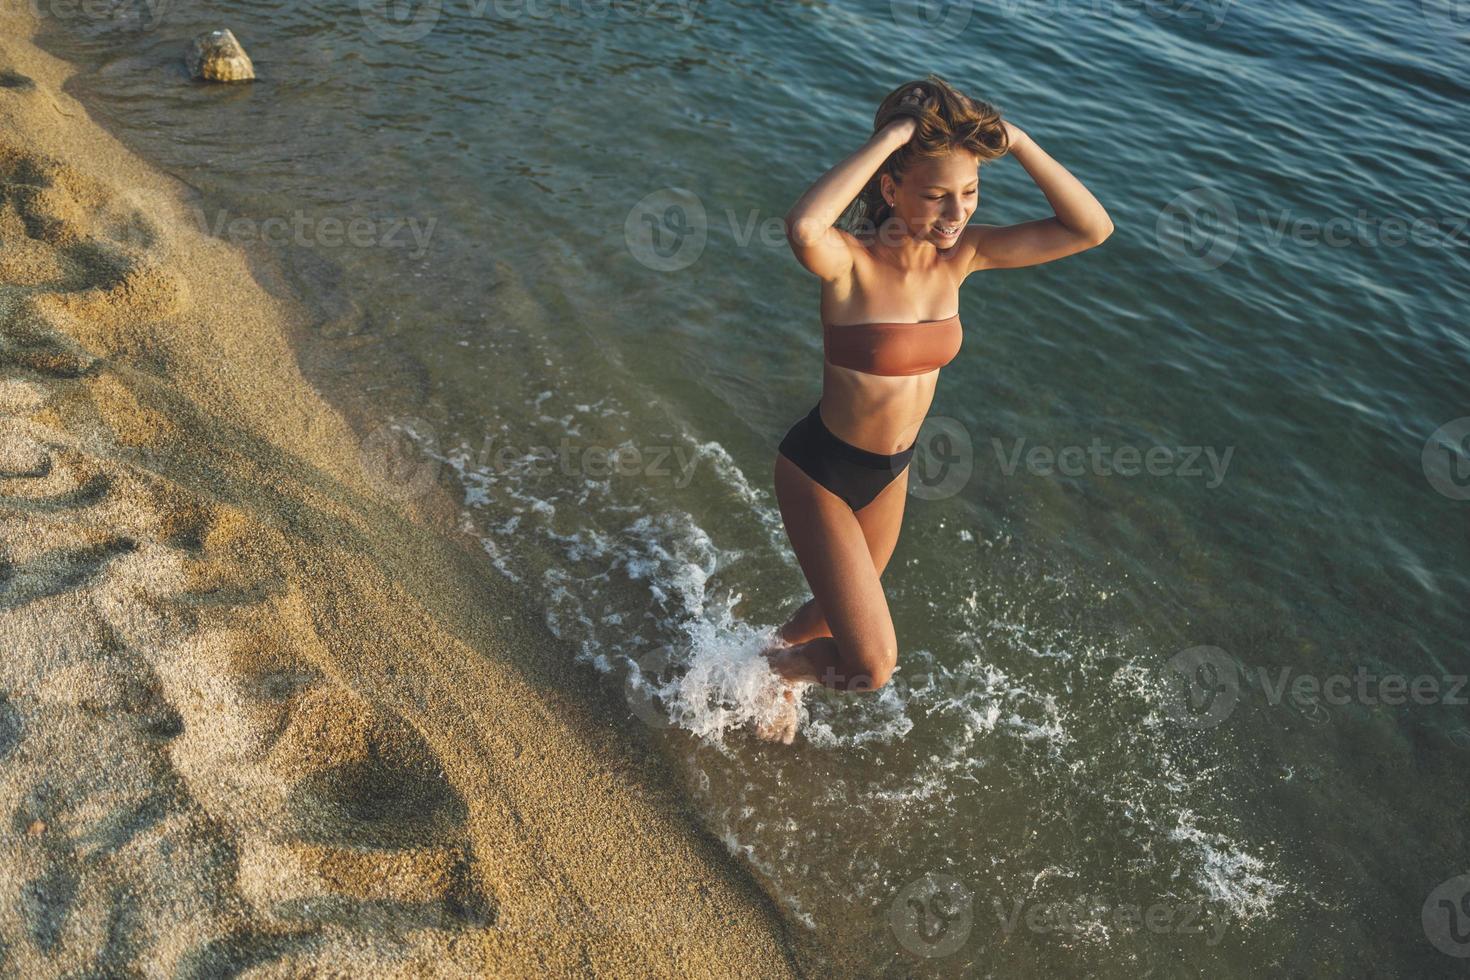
xmin=841 ymin=74 xmax=1009 ymax=236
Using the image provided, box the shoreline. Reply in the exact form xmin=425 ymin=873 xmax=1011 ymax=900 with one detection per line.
xmin=0 ymin=12 xmax=805 ymax=976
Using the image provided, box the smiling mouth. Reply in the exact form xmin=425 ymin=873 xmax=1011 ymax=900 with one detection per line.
xmin=934 ymin=223 xmax=961 ymax=237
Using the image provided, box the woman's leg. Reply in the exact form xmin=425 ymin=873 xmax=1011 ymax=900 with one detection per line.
xmin=775 ymin=465 xmax=910 ymax=645
xmin=765 ymin=453 xmax=901 ymax=693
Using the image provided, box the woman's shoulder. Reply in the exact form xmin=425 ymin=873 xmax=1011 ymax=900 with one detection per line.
xmin=835 ymin=225 xmax=875 ymax=251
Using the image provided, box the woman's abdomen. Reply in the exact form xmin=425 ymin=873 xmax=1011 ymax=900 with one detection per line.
xmin=818 ymin=365 xmax=940 ymax=455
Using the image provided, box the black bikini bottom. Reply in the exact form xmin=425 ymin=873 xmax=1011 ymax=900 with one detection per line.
xmin=777 ymin=402 xmax=915 ymax=511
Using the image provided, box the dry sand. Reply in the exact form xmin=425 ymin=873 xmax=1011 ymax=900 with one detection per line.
xmin=0 ymin=12 xmax=805 ymax=977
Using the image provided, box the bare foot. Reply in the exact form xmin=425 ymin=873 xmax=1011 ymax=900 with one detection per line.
xmin=759 ymin=629 xmax=792 ymax=657
xmin=753 ymin=676 xmax=803 ymax=744
xmin=753 ymin=634 xmax=804 ymax=743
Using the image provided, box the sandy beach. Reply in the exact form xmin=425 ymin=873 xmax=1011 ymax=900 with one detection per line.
xmin=0 ymin=11 xmax=803 ymax=977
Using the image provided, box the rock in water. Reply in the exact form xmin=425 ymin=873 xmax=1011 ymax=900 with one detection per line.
xmin=186 ymin=29 xmax=256 ymax=83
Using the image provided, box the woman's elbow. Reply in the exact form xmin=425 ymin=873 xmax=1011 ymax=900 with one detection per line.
xmin=1087 ymin=216 xmax=1115 ymax=247
xmin=785 ymin=212 xmax=825 ymax=247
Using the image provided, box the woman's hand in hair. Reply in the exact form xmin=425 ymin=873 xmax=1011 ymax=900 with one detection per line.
xmin=883 ymin=114 xmax=919 ymax=145
xmin=1002 ymin=119 xmax=1031 ymax=153
xmin=881 ymin=85 xmax=930 ymax=145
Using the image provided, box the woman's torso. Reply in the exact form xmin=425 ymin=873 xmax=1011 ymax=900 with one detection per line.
xmin=817 ymin=237 xmax=968 ymax=455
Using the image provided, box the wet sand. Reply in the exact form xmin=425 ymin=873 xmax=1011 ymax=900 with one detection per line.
xmin=0 ymin=11 xmax=802 ymax=976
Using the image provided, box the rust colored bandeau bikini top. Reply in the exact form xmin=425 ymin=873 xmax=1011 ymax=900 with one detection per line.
xmin=823 ymin=312 xmax=963 ymax=377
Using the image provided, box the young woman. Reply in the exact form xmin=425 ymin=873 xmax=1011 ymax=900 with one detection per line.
xmin=755 ymin=75 xmax=1113 ymax=743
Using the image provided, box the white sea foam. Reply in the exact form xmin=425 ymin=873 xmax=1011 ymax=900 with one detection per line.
xmin=1170 ymin=809 xmax=1287 ymax=921
xmin=687 ymin=436 xmax=791 ymax=560
xmin=420 ymin=380 xmax=1291 ymax=948
xmin=663 ymin=627 xmax=808 ymax=755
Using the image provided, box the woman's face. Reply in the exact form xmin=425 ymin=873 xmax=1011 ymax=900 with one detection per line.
xmin=884 ymin=150 xmax=980 ymax=248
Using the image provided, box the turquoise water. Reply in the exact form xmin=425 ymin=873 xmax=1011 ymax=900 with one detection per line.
xmin=37 ymin=0 xmax=1470 ymax=974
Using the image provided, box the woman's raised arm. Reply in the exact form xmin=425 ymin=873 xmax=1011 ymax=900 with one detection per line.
xmin=965 ymin=121 xmax=1114 ymax=272
xmin=784 ymin=117 xmax=915 ymax=281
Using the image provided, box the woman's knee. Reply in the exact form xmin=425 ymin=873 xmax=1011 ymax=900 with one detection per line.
xmin=843 ymin=640 xmax=898 ymax=692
